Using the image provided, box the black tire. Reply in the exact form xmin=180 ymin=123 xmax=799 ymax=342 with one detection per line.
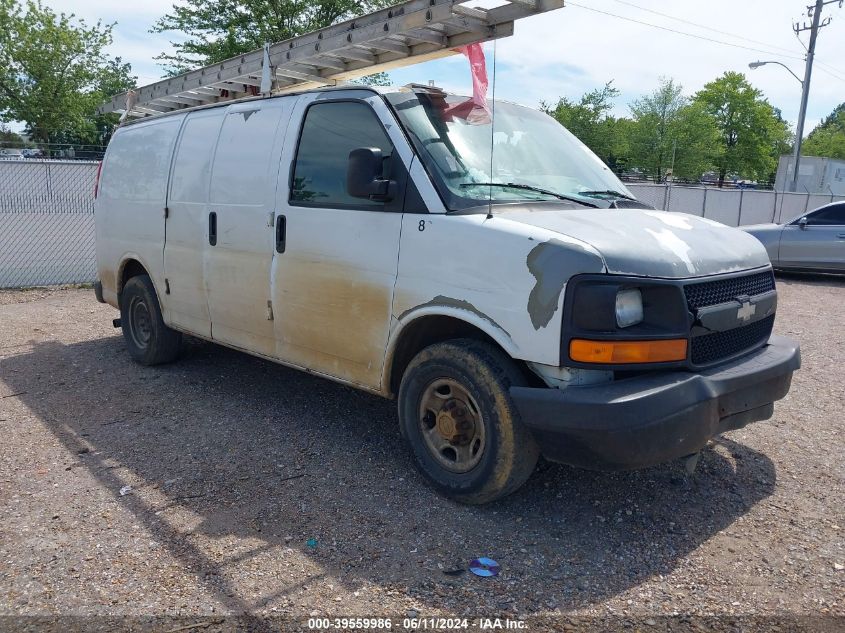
xmin=398 ymin=339 xmax=540 ymax=504
xmin=120 ymin=275 xmax=182 ymax=366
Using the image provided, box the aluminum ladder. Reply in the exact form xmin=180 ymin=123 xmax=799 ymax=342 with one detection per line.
xmin=97 ymin=0 xmax=565 ymax=118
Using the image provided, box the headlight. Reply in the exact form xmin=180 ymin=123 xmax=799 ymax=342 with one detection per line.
xmin=615 ymin=288 xmax=643 ymax=328
xmin=563 ymin=275 xmax=690 ymax=367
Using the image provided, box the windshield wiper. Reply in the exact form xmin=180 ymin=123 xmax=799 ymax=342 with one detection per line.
xmin=578 ymin=189 xmax=637 ymax=201
xmin=459 ymin=182 xmax=598 ymax=208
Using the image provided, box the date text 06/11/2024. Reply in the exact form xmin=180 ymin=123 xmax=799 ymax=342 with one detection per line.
xmin=307 ymin=617 xmax=528 ymax=629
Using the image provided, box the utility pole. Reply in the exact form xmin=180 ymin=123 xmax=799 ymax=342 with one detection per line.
xmin=790 ymin=0 xmax=840 ymax=192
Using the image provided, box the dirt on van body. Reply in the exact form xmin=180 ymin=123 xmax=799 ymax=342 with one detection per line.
xmin=0 ymin=277 xmax=843 ymax=631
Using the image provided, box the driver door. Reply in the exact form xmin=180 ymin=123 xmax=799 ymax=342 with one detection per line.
xmin=780 ymin=203 xmax=845 ymax=271
xmin=270 ymin=92 xmax=412 ymax=389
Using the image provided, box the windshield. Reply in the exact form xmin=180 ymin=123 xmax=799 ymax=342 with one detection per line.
xmin=386 ymin=91 xmax=634 ymax=211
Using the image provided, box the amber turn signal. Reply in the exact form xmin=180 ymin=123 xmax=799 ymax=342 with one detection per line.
xmin=570 ymin=338 xmax=688 ymax=364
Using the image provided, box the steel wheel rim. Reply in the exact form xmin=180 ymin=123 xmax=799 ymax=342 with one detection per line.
xmin=128 ymin=296 xmax=152 ymax=350
xmin=418 ymin=377 xmax=485 ymax=473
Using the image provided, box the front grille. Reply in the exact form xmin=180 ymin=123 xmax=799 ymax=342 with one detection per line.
xmin=691 ymin=314 xmax=775 ymax=365
xmin=684 ymin=270 xmax=775 ymax=310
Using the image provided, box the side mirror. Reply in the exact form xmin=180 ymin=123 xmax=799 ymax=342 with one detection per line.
xmin=799 ymin=216 xmax=808 ymax=230
xmin=347 ymin=147 xmax=396 ymax=202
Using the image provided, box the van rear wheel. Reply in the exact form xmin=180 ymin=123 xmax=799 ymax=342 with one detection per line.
xmin=120 ymin=275 xmax=181 ymax=366
xmin=398 ymin=339 xmax=539 ymax=504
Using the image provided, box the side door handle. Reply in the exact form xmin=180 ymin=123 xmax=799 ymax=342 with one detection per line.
xmin=275 ymin=214 xmax=286 ymax=253
xmin=276 ymin=215 xmax=288 ymax=253
xmin=208 ymin=212 xmax=217 ymax=246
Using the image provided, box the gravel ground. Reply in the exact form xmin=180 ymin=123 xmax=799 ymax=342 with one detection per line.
xmin=0 ymin=276 xmax=843 ymax=632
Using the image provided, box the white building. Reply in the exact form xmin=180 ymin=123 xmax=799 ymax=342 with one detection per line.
xmin=774 ymin=155 xmax=845 ymax=195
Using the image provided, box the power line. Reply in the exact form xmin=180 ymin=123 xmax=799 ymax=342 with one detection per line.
xmin=567 ymin=3 xmax=845 ymax=83
xmin=608 ymin=0 xmax=804 ymax=57
xmin=815 ymin=63 xmax=845 ymax=83
xmin=610 ymin=0 xmax=845 ymax=78
xmin=566 ymin=2 xmax=808 ymax=62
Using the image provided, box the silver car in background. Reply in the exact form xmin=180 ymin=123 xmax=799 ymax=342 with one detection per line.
xmin=742 ymin=201 xmax=845 ymax=273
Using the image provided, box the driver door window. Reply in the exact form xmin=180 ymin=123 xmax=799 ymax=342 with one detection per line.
xmin=807 ymin=204 xmax=845 ymax=226
xmin=290 ymin=101 xmax=394 ymax=209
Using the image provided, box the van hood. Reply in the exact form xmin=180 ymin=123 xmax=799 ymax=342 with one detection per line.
xmin=498 ymin=206 xmax=771 ymax=278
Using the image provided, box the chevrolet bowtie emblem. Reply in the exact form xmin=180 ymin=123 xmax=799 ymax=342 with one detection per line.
xmin=736 ymin=300 xmax=756 ymax=322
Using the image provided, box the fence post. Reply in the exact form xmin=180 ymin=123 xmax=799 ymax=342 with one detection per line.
xmin=662 ymin=184 xmax=669 ymax=210
xmin=772 ymin=192 xmax=778 ymax=223
xmin=804 ymin=193 xmax=810 ymax=214
xmin=44 ymin=161 xmax=52 ymax=201
xmin=737 ymin=188 xmax=744 ymax=226
xmin=702 ymin=187 xmax=708 ymax=217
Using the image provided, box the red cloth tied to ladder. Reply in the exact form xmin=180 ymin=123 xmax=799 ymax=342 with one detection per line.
xmin=442 ymin=44 xmax=491 ymax=125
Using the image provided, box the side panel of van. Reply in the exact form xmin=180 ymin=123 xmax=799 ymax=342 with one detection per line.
xmin=204 ymin=99 xmax=293 ymax=357
xmin=96 ymin=116 xmax=185 ymax=308
xmin=163 ymin=109 xmax=226 ymax=337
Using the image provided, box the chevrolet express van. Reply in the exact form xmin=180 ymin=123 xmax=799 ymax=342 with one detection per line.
xmin=94 ymin=85 xmax=800 ymax=503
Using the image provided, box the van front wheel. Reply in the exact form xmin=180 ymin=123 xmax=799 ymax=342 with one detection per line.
xmin=398 ymin=339 xmax=539 ymax=504
xmin=120 ymin=275 xmax=181 ymax=366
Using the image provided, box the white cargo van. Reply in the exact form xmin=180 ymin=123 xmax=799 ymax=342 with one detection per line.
xmin=94 ymin=86 xmax=800 ymax=503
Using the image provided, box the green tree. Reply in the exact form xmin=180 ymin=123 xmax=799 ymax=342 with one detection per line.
xmin=541 ymin=82 xmax=627 ymax=170
xmin=152 ymin=0 xmax=397 ymax=75
xmin=611 ymin=116 xmax=634 ymax=172
xmin=350 ymin=71 xmax=390 ymax=86
xmin=692 ymin=72 xmax=790 ymax=186
xmin=0 ymin=123 xmax=25 ymax=146
xmin=770 ymin=107 xmax=793 ymax=168
xmin=628 ymin=78 xmax=720 ymax=182
xmin=803 ymin=103 xmax=845 ymax=160
xmin=62 ymin=57 xmax=136 ymax=148
xmin=0 ymin=0 xmax=135 ymax=151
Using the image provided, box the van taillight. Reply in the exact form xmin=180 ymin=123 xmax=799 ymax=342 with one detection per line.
xmin=94 ymin=161 xmax=103 ymax=199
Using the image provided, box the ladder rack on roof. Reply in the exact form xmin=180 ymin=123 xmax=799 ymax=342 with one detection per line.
xmin=98 ymin=0 xmax=565 ymax=119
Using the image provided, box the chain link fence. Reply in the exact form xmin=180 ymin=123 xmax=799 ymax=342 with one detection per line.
xmin=3 ymin=160 xmax=845 ymax=289
xmin=1 ymin=140 xmax=107 ymax=161
xmin=0 ymin=160 xmax=98 ymax=288
xmin=627 ymin=183 xmax=845 ymax=225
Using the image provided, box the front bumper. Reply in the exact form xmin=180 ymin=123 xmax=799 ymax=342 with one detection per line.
xmin=510 ymin=335 xmax=800 ymax=471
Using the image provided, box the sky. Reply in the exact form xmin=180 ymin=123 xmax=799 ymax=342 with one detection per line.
xmin=32 ymin=0 xmax=845 ymax=134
